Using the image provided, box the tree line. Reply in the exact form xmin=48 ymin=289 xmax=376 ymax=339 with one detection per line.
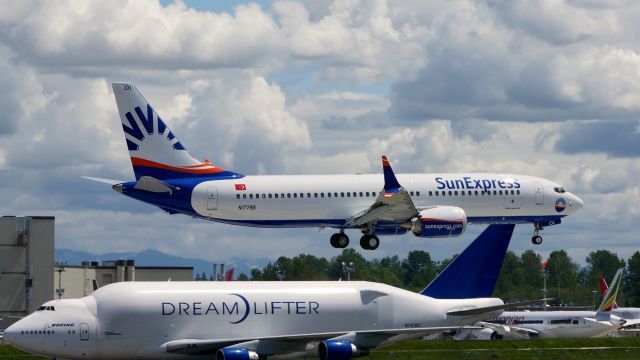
xmin=236 ymin=249 xmax=640 ymax=307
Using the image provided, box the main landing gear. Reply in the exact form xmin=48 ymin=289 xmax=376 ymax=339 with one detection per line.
xmin=330 ymin=231 xmax=349 ymax=248
xmin=360 ymin=233 xmax=380 ymax=250
xmin=329 ymin=231 xmax=380 ymax=250
xmin=531 ymin=222 xmax=543 ymax=245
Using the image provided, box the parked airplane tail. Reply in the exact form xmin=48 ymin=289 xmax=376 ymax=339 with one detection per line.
xmin=598 ymin=276 xmax=619 ymax=309
xmin=224 ymin=268 xmax=235 ymax=281
xmin=597 ymin=268 xmax=623 ymax=313
xmin=420 ymin=224 xmax=515 ymax=299
xmin=111 ymin=83 xmax=243 ymax=181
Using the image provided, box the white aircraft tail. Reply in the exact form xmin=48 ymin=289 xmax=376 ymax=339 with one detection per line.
xmin=596 ymin=267 xmax=623 ymax=317
xmin=112 ymin=83 xmax=243 ymax=180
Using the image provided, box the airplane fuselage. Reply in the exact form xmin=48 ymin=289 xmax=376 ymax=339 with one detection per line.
xmin=5 ymin=281 xmax=504 ymax=359
xmin=488 ymin=310 xmax=622 ymax=339
xmin=121 ymin=173 xmax=582 ymax=229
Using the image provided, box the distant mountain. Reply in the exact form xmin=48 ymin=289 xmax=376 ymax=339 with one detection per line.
xmin=55 ymin=248 xmax=271 ymax=280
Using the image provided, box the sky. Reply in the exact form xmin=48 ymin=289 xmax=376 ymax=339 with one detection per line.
xmin=0 ymin=0 xmax=639 ymax=268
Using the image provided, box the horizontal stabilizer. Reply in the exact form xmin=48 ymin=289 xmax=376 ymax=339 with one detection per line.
xmin=447 ymin=298 xmax=553 ymax=317
xmin=82 ymin=176 xmax=125 ymax=185
xmin=134 ymin=176 xmax=178 ymax=193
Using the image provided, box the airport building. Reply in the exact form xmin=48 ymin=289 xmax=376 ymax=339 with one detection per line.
xmin=0 ymin=216 xmax=54 ymax=330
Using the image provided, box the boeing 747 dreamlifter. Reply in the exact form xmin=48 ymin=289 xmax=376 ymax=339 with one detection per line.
xmin=86 ymin=83 xmax=583 ymax=250
xmin=6 ymin=225 xmax=537 ymax=359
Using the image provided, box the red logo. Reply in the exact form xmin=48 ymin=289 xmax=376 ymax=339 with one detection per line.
xmin=235 ymin=184 xmax=246 ymax=191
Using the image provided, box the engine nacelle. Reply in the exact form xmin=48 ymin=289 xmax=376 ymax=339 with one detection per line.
xmin=216 ymin=348 xmax=259 ymax=360
xmin=410 ymin=206 xmax=467 ymax=238
xmin=318 ymin=340 xmax=369 ymax=360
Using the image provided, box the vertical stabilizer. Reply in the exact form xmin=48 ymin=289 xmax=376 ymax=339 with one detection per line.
xmin=112 ymin=83 xmax=243 ymax=180
xmin=420 ymin=224 xmax=515 ymax=299
xmin=597 ymin=268 xmax=623 ymax=313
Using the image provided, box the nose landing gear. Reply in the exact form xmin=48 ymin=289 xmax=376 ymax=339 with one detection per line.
xmin=531 ymin=222 xmax=543 ymax=245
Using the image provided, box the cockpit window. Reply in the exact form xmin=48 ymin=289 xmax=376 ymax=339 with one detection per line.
xmin=554 ymin=187 xmax=566 ymax=193
xmin=36 ymin=305 xmax=55 ymax=311
xmin=37 ymin=306 xmax=46 ymax=311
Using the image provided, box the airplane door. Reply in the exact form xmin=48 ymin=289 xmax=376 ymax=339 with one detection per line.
xmin=207 ymin=187 xmax=218 ymax=210
xmin=535 ymin=184 xmax=544 ymax=205
xmin=80 ymin=323 xmax=89 ymax=341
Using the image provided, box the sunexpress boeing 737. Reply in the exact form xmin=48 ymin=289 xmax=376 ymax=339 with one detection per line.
xmin=5 ymin=225 xmax=531 ymax=359
xmin=86 ymin=83 xmax=583 ymax=250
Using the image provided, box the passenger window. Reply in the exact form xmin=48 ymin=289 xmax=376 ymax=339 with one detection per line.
xmin=448 ymin=191 xmax=452 ymax=196
xmin=334 ymin=192 xmax=338 ymax=197
xmin=321 ymin=193 xmax=325 ymax=198
xmin=249 ymin=194 xmax=253 ymax=199
xmin=314 ymin=193 xmax=318 ymax=198
xmin=435 ymin=191 xmax=438 ymax=196
xmin=499 ymin=190 xmax=503 ymax=195
xmin=242 ymin=194 xmax=247 ymax=199
xmin=517 ymin=190 xmax=520 ymax=195
xmin=274 ymin=194 xmax=278 ymax=199
xmin=454 ymin=191 xmax=458 ymax=195
xmin=510 ymin=190 xmax=514 ymax=195
xmin=475 ymin=190 xmax=478 ymax=195
xmin=410 ymin=191 xmax=414 ymax=196
xmin=416 ymin=191 xmax=420 ymax=196
xmin=493 ymin=190 xmax=497 ymax=195
xmin=293 ymin=193 xmax=297 ymax=198
xmin=347 ymin=192 xmax=351 ymax=197
xmin=236 ymin=194 xmax=240 ymax=199
xmin=328 ymin=193 xmax=332 ymax=198
xmin=287 ymin=193 xmax=291 ymax=198
xmin=268 ymin=194 xmax=272 ymax=199
xmin=429 ymin=191 xmax=433 ymax=196
xmin=281 ymin=193 xmax=285 ymax=198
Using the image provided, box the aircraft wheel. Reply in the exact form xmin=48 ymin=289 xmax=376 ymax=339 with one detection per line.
xmin=333 ymin=233 xmax=349 ymax=248
xmin=360 ymin=234 xmax=380 ymax=250
xmin=330 ymin=233 xmax=341 ymax=248
xmin=531 ymin=235 xmax=543 ymax=245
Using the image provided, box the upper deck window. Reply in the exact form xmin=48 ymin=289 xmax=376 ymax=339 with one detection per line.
xmin=554 ymin=187 xmax=566 ymax=193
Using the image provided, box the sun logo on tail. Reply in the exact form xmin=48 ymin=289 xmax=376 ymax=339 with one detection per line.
xmin=122 ymin=104 xmax=185 ymax=153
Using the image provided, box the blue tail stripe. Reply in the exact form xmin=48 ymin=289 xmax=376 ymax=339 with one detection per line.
xmin=420 ymin=224 xmax=515 ymax=299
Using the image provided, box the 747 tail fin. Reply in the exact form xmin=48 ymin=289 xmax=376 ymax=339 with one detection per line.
xmin=420 ymin=224 xmax=515 ymax=299
xmin=112 ymin=83 xmax=243 ymax=181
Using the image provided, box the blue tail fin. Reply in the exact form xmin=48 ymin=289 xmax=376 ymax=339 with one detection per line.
xmin=420 ymin=224 xmax=515 ymax=299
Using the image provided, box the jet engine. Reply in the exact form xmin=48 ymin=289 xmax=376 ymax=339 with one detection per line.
xmin=318 ymin=340 xmax=369 ymax=360
xmin=216 ymin=348 xmax=259 ymax=360
xmin=409 ymin=206 xmax=467 ymax=237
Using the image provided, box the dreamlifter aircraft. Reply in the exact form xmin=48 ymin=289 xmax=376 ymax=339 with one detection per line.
xmin=5 ymin=224 xmax=536 ymax=359
xmin=86 ymin=83 xmax=583 ymax=250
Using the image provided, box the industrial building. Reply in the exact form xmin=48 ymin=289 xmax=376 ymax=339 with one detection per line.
xmin=54 ymin=260 xmax=193 ymax=299
xmin=0 ymin=216 xmax=54 ymax=330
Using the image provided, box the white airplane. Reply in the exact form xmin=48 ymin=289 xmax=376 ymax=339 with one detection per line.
xmin=86 ymin=83 xmax=583 ymax=250
xmin=478 ymin=268 xmax=640 ymax=339
xmin=4 ymin=224 xmax=535 ymax=359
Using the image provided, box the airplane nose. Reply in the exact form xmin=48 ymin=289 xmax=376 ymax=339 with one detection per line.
xmin=571 ymin=194 xmax=584 ymax=211
xmin=4 ymin=322 xmax=18 ymax=345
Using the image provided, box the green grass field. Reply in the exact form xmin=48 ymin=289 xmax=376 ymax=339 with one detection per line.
xmin=2 ymin=337 xmax=640 ymax=359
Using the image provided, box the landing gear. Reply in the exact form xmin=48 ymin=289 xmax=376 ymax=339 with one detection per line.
xmin=531 ymin=222 xmax=543 ymax=245
xmin=360 ymin=234 xmax=380 ymax=250
xmin=330 ymin=231 xmax=349 ymax=248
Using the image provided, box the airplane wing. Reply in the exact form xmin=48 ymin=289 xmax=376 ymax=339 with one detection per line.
xmin=163 ymin=326 xmax=465 ymax=356
xmin=345 ymin=156 xmax=419 ymax=228
xmin=475 ymin=322 xmax=540 ymax=337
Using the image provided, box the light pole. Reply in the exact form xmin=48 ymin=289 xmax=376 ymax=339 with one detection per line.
xmin=54 ymin=261 xmax=67 ymax=299
xmin=342 ymin=261 xmax=355 ymax=281
xmin=592 ymin=290 xmax=598 ymax=310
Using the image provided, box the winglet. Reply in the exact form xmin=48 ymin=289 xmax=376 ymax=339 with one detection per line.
xmin=382 ymin=155 xmax=402 ymax=196
xmin=597 ymin=268 xmax=623 ymax=313
xmin=421 ymin=224 xmax=515 ymax=299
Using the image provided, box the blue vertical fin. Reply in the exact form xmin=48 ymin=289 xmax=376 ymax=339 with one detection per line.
xmin=420 ymin=224 xmax=515 ymax=299
xmin=382 ymin=155 xmax=401 ymax=193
